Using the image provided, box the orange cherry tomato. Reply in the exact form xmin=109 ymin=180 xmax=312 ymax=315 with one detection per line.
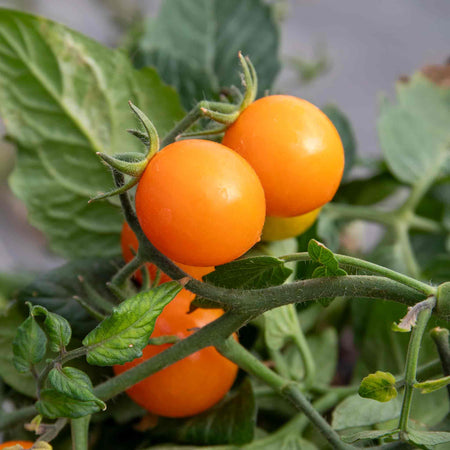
xmin=0 ymin=442 xmax=33 ymax=449
xmin=262 ymin=208 xmax=321 ymax=242
xmin=120 ymin=222 xmax=213 ymax=283
xmin=135 ymin=139 xmax=266 ymax=267
xmin=222 ymin=95 xmax=344 ymax=217
xmin=113 ymin=289 xmax=238 ymax=418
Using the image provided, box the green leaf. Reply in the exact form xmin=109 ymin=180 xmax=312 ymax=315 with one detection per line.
xmin=36 ymin=389 xmax=103 ymax=419
xmin=308 ymin=239 xmax=347 ymax=277
xmin=264 ymin=304 xmax=300 ymax=351
xmin=322 ymin=105 xmax=356 ymax=178
xmin=414 ymin=375 xmax=450 ymax=394
xmin=341 ymin=429 xmax=398 ymax=444
xmin=204 ymin=256 xmax=292 ymax=289
xmin=46 ymin=367 xmax=105 ymax=411
xmin=0 ymin=9 xmax=184 ymax=259
xmin=358 ymin=371 xmax=398 ymax=402
xmin=12 ymin=312 xmax=47 ymax=373
xmin=154 ymin=379 xmax=256 ymax=446
xmin=332 ymin=394 xmax=402 ymax=430
xmin=83 ymin=282 xmax=181 ymax=366
xmin=378 ymin=74 xmax=450 ymax=185
xmin=132 ymin=0 xmax=280 ymax=108
xmin=0 ymin=304 xmax=36 ymax=396
xmin=18 ymin=258 xmax=121 ymax=337
xmin=31 ymin=305 xmax=72 ymax=352
xmin=311 ymin=266 xmax=347 ymax=278
xmin=407 ymin=430 xmax=450 ymax=449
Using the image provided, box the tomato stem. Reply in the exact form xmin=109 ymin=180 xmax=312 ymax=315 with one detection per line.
xmin=71 ymin=416 xmax=90 ymax=450
xmin=280 ymin=252 xmax=436 ymax=296
xmin=430 ymin=327 xmax=450 ymax=400
xmin=398 ymin=297 xmax=435 ymax=435
xmin=216 ymin=337 xmax=353 ymax=450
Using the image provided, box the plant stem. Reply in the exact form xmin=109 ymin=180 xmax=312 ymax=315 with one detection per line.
xmin=94 ymin=311 xmax=250 ymax=401
xmin=395 ymin=223 xmax=420 ymax=279
xmin=291 ymin=310 xmax=316 ymax=388
xmin=71 ymin=416 xmax=90 ymax=450
xmin=397 ymin=152 xmax=448 ymax=214
xmin=160 ymin=106 xmax=203 ymax=148
xmin=323 ymin=203 xmax=397 ymax=227
xmin=38 ymin=418 xmax=67 ymax=443
xmin=430 ymin=327 xmax=450 ymax=399
xmin=398 ymin=297 xmax=435 ymax=435
xmin=110 ymin=254 xmax=143 ymax=288
xmin=194 ymin=276 xmax=424 ymax=314
xmin=38 ymin=347 xmax=89 ymax=391
xmin=216 ymin=337 xmax=352 ymax=450
xmin=280 ymin=252 xmax=435 ymax=296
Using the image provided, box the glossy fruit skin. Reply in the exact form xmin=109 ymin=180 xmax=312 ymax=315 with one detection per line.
xmin=0 ymin=442 xmax=33 ymax=449
xmin=222 ymin=95 xmax=344 ymax=217
xmin=262 ymin=208 xmax=321 ymax=242
xmin=135 ymin=139 xmax=265 ymax=267
xmin=120 ymin=222 xmax=213 ymax=283
xmin=113 ymin=289 xmax=238 ymax=418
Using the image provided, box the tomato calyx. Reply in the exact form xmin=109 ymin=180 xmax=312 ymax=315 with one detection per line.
xmin=90 ymin=102 xmax=160 ymax=202
xmin=197 ymin=52 xmax=258 ymax=127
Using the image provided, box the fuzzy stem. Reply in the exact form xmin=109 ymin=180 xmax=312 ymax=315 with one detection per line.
xmin=280 ymin=252 xmax=435 ymax=296
xmin=398 ymin=298 xmax=435 ymax=435
xmin=71 ymin=416 xmax=90 ymax=450
xmin=94 ymin=311 xmax=250 ymax=401
xmin=216 ymin=337 xmax=352 ymax=450
xmin=430 ymin=327 xmax=450 ymax=399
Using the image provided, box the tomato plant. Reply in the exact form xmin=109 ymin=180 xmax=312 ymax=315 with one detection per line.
xmin=0 ymin=3 xmax=449 ymax=450
xmin=135 ymin=139 xmax=266 ymax=267
xmin=261 ymin=207 xmax=321 ymax=241
xmin=113 ymin=289 xmax=238 ymax=418
xmin=0 ymin=442 xmax=33 ymax=450
xmin=222 ymin=95 xmax=345 ymax=217
xmin=121 ymin=222 xmax=213 ymax=283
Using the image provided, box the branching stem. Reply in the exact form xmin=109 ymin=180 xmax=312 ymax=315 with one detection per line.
xmin=216 ymin=337 xmax=352 ymax=450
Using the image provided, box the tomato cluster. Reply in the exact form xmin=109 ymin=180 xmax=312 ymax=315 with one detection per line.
xmin=117 ymin=94 xmax=343 ymax=418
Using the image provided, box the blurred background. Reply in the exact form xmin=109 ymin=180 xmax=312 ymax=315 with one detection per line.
xmin=1 ymin=0 xmax=450 ymax=272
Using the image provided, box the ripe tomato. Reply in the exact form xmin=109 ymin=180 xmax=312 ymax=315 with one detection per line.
xmin=120 ymin=222 xmax=213 ymax=283
xmin=113 ymin=289 xmax=238 ymax=418
xmin=222 ymin=95 xmax=344 ymax=217
xmin=135 ymin=139 xmax=265 ymax=266
xmin=262 ymin=208 xmax=321 ymax=242
xmin=0 ymin=442 xmax=33 ymax=449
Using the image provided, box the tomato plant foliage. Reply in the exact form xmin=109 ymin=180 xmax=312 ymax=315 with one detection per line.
xmin=0 ymin=1 xmax=450 ymax=450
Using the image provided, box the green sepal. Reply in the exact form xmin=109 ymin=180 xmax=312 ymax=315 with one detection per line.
xmin=127 ymin=129 xmax=150 ymax=147
xmin=358 ymin=370 xmax=398 ymax=402
xmin=89 ymin=176 xmax=139 ymax=203
xmin=96 ymin=151 xmax=148 ymax=177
